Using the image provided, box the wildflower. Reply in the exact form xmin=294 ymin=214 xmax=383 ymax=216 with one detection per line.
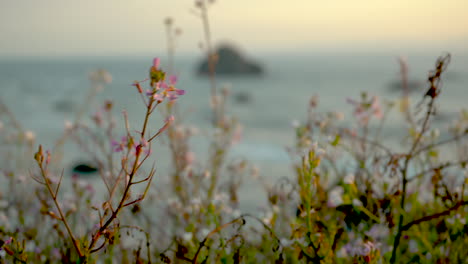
xmin=165 ymin=115 xmax=175 ymax=123
xmin=409 ymin=239 xmax=419 ymax=253
xmin=146 ymin=72 xmax=184 ymax=103
xmin=352 ymin=198 xmax=363 ymax=207
xmin=231 ymin=125 xmax=243 ymax=145
xmin=280 ymin=238 xmax=294 ymax=248
xmin=51 ymin=248 xmax=61 ymax=259
xmin=327 ymin=186 xmax=344 ymax=207
xmin=162 ymin=75 xmax=185 ymax=101
xmin=92 ymin=111 xmax=102 ymax=126
xmin=346 ymin=94 xmax=383 ymax=125
xmin=24 ymin=130 xmax=35 ymax=145
xmin=64 ymin=120 xmax=73 ymax=131
xmin=430 ymin=128 xmax=440 ymax=139
xmin=182 ymin=232 xmax=193 ymax=242
xmin=152 ymin=92 xmax=165 ymax=103
xmin=185 ymin=151 xmax=195 ymax=165
xmin=344 ymin=173 xmax=355 ymax=184
xmin=4 ymin=237 xmax=13 ymax=245
xmin=359 ymin=241 xmax=375 ymax=256
xmin=299 ymin=208 xmax=316 ymax=218
xmin=111 ymin=136 xmax=132 ymax=152
xmin=150 ymin=58 xmax=165 ymax=85
xmin=198 ymin=228 xmax=210 ymax=239
xmin=231 ymin=209 xmax=241 ymax=218
xmin=153 ymin=58 xmax=160 ymax=69
xmin=310 ymin=95 xmax=319 ymax=108
xmin=291 ymin=119 xmax=300 ymax=128
xmin=365 ymin=224 xmax=390 ymax=242
xmin=262 ymin=213 xmax=273 ymax=225
xmin=89 ymin=69 xmax=112 ymax=86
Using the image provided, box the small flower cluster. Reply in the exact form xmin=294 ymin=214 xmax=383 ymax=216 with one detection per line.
xmin=347 ymin=92 xmax=383 ymax=125
xmin=133 ymin=58 xmax=185 ymax=104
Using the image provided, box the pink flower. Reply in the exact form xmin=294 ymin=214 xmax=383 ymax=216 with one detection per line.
xmin=165 ymin=115 xmax=175 ymax=123
xmin=346 ymin=95 xmax=383 ymax=125
xmin=153 ymin=58 xmax=160 ymax=69
xmin=153 ymin=93 xmax=165 ymax=102
xmin=165 ymin=85 xmax=185 ymax=101
xmin=151 ymin=81 xmax=185 ymax=102
xmin=4 ymin=237 xmax=13 ymax=245
xmin=169 ymin=75 xmax=178 ymax=85
xmin=92 ymin=111 xmax=103 ymax=126
xmin=111 ymin=136 xmax=130 ymax=152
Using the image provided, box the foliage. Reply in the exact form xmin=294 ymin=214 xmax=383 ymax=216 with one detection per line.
xmin=1 ymin=2 xmax=468 ymax=263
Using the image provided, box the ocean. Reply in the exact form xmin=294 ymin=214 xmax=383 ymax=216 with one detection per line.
xmin=1 ymin=52 xmax=467 ymax=208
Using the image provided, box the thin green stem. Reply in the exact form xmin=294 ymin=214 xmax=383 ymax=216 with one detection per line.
xmin=38 ymin=163 xmax=83 ymax=258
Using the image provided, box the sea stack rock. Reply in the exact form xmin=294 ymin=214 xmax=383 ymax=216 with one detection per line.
xmin=197 ymin=44 xmax=263 ymax=76
xmin=72 ymin=163 xmax=98 ymax=175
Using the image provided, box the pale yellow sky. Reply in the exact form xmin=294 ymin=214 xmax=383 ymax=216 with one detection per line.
xmin=1 ymin=0 xmax=467 ymax=56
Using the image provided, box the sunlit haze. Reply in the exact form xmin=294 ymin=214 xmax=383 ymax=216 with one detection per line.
xmin=1 ymin=0 xmax=467 ymax=56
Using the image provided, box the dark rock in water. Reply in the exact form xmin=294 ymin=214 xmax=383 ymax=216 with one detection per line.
xmin=387 ymin=80 xmax=424 ymax=93
xmin=54 ymin=100 xmax=74 ymax=113
xmin=233 ymin=92 xmax=252 ymax=104
xmin=72 ymin=163 xmax=98 ymax=174
xmin=197 ymin=44 xmax=263 ymax=76
xmin=433 ymin=111 xmax=453 ymax=123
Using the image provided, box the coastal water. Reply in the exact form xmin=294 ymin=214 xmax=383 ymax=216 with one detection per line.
xmin=1 ymin=52 xmax=468 ymax=209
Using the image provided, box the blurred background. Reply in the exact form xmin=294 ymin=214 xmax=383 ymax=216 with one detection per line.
xmin=1 ymin=0 xmax=468 ymax=56
xmin=1 ymin=1 xmax=468 ymax=201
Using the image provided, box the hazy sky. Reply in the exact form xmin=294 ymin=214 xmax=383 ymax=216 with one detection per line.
xmin=1 ymin=0 xmax=467 ymax=56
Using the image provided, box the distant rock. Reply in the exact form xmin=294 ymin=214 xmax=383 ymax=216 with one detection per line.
xmin=197 ymin=44 xmax=263 ymax=76
xmin=72 ymin=163 xmax=98 ymax=175
xmin=54 ymin=99 xmax=74 ymax=113
xmin=233 ymin=91 xmax=252 ymax=104
xmin=387 ymin=80 xmax=424 ymax=93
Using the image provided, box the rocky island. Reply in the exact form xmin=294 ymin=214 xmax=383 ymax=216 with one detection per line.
xmin=197 ymin=44 xmax=263 ymax=76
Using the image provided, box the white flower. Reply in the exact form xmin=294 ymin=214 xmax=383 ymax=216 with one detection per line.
xmin=272 ymin=205 xmax=280 ymax=213
xmin=64 ymin=120 xmax=73 ymax=131
xmin=198 ymin=228 xmax=210 ymax=239
xmin=24 ymin=130 xmax=35 ymax=144
xmin=344 ymin=173 xmax=355 ymax=184
xmin=262 ymin=211 xmax=273 ymax=225
xmin=328 ymin=186 xmax=344 ymax=207
xmin=182 ymin=232 xmax=193 ymax=242
xmin=409 ymin=239 xmax=419 ymax=253
xmin=300 ymin=208 xmax=316 ymax=218
xmin=231 ymin=209 xmax=241 ymax=218
xmin=280 ymin=238 xmax=294 ymax=247
xmin=352 ymin=198 xmax=363 ymax=207
xmin=291 ymin=119 xmax=300 ymax=128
